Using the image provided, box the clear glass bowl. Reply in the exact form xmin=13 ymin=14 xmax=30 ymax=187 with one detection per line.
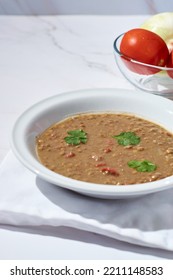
xmin=113 ymin=34 xmax=173 ymax=99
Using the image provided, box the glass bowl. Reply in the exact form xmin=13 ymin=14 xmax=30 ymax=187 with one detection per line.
xmin=113 ymin=33 xmax=173 ymax=99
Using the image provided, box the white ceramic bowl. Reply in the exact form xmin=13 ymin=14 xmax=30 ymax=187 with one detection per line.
xmin=11 ymin=88 xmax=173 ymax=199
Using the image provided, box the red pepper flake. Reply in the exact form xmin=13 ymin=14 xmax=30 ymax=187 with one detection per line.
xmin=103 ymin=147 xmax=112 ymax=153
xmin=95 ymin=162 xmax=106 ymax=167
xmin=66 ymin=152 xmax=75 ymax=158
xmin=101 ymin=167 xmax=119 ymax=176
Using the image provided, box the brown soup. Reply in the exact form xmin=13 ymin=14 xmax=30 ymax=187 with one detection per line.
xmin=36 ymin=113 xmax=173 ymax=185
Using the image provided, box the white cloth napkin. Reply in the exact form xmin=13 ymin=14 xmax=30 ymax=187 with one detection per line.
xmin=0 ymin=151 xmax=173 ymax=251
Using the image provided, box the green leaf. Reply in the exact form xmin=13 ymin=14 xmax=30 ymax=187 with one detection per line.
xmin=64 ymin=129 xmax=87 ymax=145
xmin=113 ymin=131 xmax=140 ymax=146
xmin=128 ymin=160 xmax=157 ymax=172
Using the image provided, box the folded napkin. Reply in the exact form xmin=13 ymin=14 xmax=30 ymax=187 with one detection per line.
xmin=0 ymin=151 xmax=173 ymax=251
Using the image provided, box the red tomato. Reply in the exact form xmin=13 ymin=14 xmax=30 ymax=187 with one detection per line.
xmin=120 ymin=28 xmax=169 ymax=75
xmin=167 ymin=50 xmax=173 ymax=78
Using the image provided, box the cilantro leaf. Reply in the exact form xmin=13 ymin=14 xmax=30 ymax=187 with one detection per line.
xmin=113 ymin=132 xmax=140 ymax=146
xmin=64 ymin=129 xmax=87 ymax=145
xmin=128 ymin=160 xmax=157 ymax=172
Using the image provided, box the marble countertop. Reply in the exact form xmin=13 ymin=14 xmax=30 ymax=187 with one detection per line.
xmin=0 ymin=14 xmax=147 ymax=163
xmin=0 ymin=15 xmax=172 ymax=260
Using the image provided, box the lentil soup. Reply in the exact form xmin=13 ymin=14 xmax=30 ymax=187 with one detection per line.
xmin=36 ymin=113 xmax=173 ymax=185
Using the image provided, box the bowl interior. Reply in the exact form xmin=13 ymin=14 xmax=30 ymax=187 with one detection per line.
xmin=11 ymin=88 xmax=173 ymax=198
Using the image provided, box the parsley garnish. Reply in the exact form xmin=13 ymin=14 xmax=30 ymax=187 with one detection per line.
xmin=128 ymin=160 xmax=157 ymax=172
xmin=64 ymin=129 xmax=87 ymax=145
xmin=113 ymin=132 xmax=140 ymax=146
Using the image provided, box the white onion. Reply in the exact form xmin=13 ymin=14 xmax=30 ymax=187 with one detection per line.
xmin=141 ymin=12 xmax=173 ymax=51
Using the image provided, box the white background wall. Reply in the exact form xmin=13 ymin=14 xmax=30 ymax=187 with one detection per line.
xmin=0 ymin=0 xmax=173 ymax=15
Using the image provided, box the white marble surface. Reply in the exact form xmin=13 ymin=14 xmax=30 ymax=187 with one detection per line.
xmin=0 ymin=15 xmax=173 ymax=260
xmin=0 ymin=14 xmax=139 ymax=163
xmin=0 ymin=0 xmax=160 ymax=15
xmin=0 ymin=0 xmax=173 ymax=15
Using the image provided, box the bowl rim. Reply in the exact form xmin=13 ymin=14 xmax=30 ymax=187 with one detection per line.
xmin=10 ymin=88 xmax=173 ymax=198
xmin=113 ymin=33 xmax=173 ymax=71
